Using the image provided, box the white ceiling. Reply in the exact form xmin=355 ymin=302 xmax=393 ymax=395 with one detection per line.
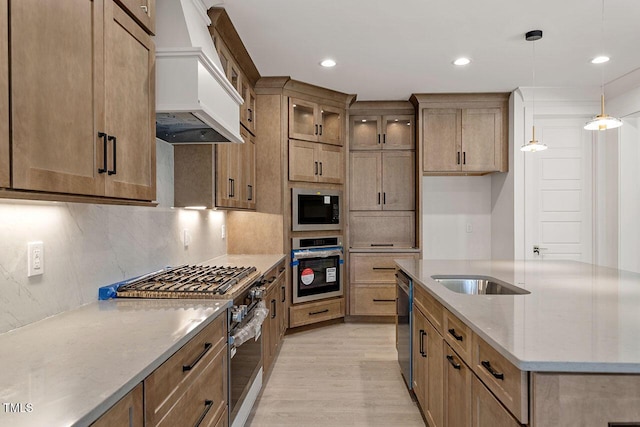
xmin=220 ymin=0 xmax=640 ymax=101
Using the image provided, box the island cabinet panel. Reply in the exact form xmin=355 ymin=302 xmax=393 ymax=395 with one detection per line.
xmin=0 ymin=0 xmax=8 ymax=188
xmin=91 ymin=383 xmax=143 ymax=427
xmin=530 ymin=373 xmax=640 ymax=427
xmin=444 ymin=344 xmax=472 ymax=427
xmin=145 ymin=314 xmax=227 ymax=427
xmin=10 ymin=0 xmax=156 ymax=202
xmin=443 ymin=308 xmax=473 ymax=366
xmin=413 ymin=283 xmax=444 ymax=334
xmin=471 ymin=375 xmax=520 ymax=427
xmin=472 ymin=333 xmax=528 ymax=424
xmin=262 ymin=259 xmax=287 ymax=375
xmin=412 ymin=306 xmax=428 ymax=410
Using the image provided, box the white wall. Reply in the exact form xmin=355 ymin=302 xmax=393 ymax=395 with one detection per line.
xmin=422 ymin=176 xmax=492 ymax=259
xmin=618 ymin=117 xmax=640 ymax=273
xmin=0 ymin=140 xmax=227 ymax=334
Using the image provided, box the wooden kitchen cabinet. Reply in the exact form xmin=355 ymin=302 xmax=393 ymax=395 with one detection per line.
xmin=9 ymin=0 xmax=155 ymax=202
xmin=91 ymin=383 xmax=143 ymax=427
xmin=262 ymin=260 xmax=287 ymax=375
xmin=350 ymin=114 xmax=414 ymax=150
xmin=413 ymin=306 xmax=428 ymax=411
xmin=349 ymin=211 xmax=415 ymax=248
xmin=115 ymin=0 xmax=155 ymax=34
xmin=444 ymin=344 xmax=472 ymax=427
xmin=0 ymin=0 xmax=8 ymax=188
xmin=241 ymin=78 xmax=257 ymax=135
xmin=213 ymin=127 xmax=256 ymax=209
xmin=350 ymin=151 xmax=414 ymax=211
xmin=145 ymin=314 xmax=227 ymax=427
xmin=471 ymin=375 xmax=520 ymax=427
xmin=288 ymin=139 xmax=343 ymax=184
xmin=289 ymin=98 xmax=343 ymax=146
xmin=411 ymin=93 xmax=509 ymax=175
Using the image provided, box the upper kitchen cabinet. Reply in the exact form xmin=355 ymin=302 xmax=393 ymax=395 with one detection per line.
xmin=289 ymin=98 xmax=344 ymax=146
xmin=7 ymin=0 xmax=155 ymax=202
xmin=209 ymin=8 xmax=260 ymax=137
xmin=0 ymin=0 xmax=9 ymax=188
xmin=289 ymin=139 xmax=343 ymax=184
xmin=350 ymin=114 xmax=414 ymax=150
xmin=115 ymin=0 xmax=155 ymax=34
xmin=411 ymin=93 xmax=509 ymax=175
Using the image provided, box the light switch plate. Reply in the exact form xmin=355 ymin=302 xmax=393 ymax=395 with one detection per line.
xmin=28 ymin=241 xmax=44 ymax=277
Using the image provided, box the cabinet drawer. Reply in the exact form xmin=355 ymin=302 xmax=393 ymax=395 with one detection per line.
xmin=472 ymin=334 xmax=528 ymax=424
xmin=443 ymin=309 xmax=472 ymax=365
xmin=350 ymin=211 xmax=415 ymax=248
xmin=264 ymin=259 xmax=287 ymax=292
xmin=150 ymin=341 xmax=228 ymax=427
xmin=471 ymin=375 xmax=520 ymax=427
xmin=352 ymin=285 xmax=396 ymax=315
xmin=145 ymin=314 xmax=227 ymax=425
xmin=91 ymin=383 xmax=143 ymax=427
xmin=290 ymin=298 xmax=344 ymax=328
xmin=350 ymin=253 xmax=417 ymax=283
xmin=413 ymin=284 xmax=443 ymax=334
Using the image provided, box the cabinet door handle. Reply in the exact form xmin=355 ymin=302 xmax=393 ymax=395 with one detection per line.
xmin=463 ymin=152 xmax=466 ymax=165
xmin=194 ymin=399 xmax=214 ymax=427
xmin=98 ymin=132 xmax=108 ymax=174
xmin=319 ymin=162 xmax=323 ymax=176
xmin=373 ymin=298 xmax=395 ymax=302
xmin=315 ymin=124 xmax=318 ymax=135
xmin=448 ymin=328 xmax=464 ymax=341
xmin=383 ymin=133 xmax=386 ymax=144
xmin=247 ymin=184 xmax=253 ymax=201
xmin=281 ymin=285 xmax=286 ymax=303
xmin=247 ymin=108 xmax=253 ymax=123
xmin=370 ymin=243 xmax=393 ymax=247
xmin=457 ymin=151 xmax=461 ymax=165
xmin=309 ymin=309 xmax=329 ymax=316
xmin=279 ymin=266 xmax=286 ymax=274
xmin=481 ymin=360 xmax=504 ymax=380
xmin=378 ymin=192 xmax=381 ymax=205
xmin=377 ymin=133 xmax=381 ymax=144
xmin=271 ymin=299 xmax=276 ymax=319
xmin=319 ymin=124 xmax=323 ymax=135
xmin=228 ymin=178 xmax=235 ymax=198
xmin=447 ymin=354 xmax=461 ymax=370
xmin=140 ymin=5 xmax=148 ymax=13
xmin=372 ymin=267 xmax=395 ymax=271
xmin=107 ymin=135 xmax=117 ymax=175
xmin=183 ymin=342 xmax=213 ymax=372
xmin=420 ymin=330 xmax=427 ymax=358
xmin=383 ymin=192 xmax=386 ymax=204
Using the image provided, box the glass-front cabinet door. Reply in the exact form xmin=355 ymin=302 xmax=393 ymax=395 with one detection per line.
xmin=289 ymin=98 xmax=317 ymax=142
xmin=318 ymin=105 xmax=343 ymax=146
xmin=383 ymin=114 xmax=414 ymax=150
xmin=350 ymin=115 xmax=382 ymax=150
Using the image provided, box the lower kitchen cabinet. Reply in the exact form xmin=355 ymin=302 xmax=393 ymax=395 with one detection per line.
xmin=351 ymin=285 xmax=396 ymax=315
xmin=91 ymin=383 xmax=143 ymax=427
xmin=262 ymin=259 xmax=287 ymax=375
xmin=444 ymin=344 xmax=472 ymax=427
xmin=144 ymin=314 xmax=227 ymax=427
xmin=471 ymin=376 xmax=520 ymax=427
xmin=289 ymin=298 xmax=344 ymax=328
xmin=0 ymin=0 xmax=8 ymax=188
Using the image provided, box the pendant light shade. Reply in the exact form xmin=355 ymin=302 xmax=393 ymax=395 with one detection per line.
xmin=584 ymin=94 xmax=623 ymax=130
xmin=585 ymin=0 xmax=622 ymax=131
xmin=520 ymin=30 xmax=547 ymax=152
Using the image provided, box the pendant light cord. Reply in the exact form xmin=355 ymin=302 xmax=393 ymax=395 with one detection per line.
xmin=600 ymin=0 xmax=605 ymax=105
xmin=532 ymin=37 xmax=536 ymax=123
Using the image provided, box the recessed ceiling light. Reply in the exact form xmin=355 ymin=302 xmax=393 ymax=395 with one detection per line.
xmin=320 ymin=59 xmax=336 ymax=67
xmin=591 ymin=56 xmax=610 ymax=64
xmin=362 ymin=119 xmax=367 ymax=122
xmin=453 ymin=57 xmax=471 ymax=66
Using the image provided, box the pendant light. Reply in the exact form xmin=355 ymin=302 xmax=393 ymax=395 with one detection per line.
xmin=521 ymin=30 xmax=548 ymax=152
xmin=584 ymin=0 xmax=622 ymax=131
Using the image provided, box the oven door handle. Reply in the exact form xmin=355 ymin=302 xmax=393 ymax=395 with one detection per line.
xmin=292 ymin=248 xmax=343 ymax=260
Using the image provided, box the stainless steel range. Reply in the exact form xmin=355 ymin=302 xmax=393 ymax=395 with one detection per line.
xmin=106 ymin=264 xmax=266 ymax=427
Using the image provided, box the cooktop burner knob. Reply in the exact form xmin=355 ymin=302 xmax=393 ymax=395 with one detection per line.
xmin=250 ymin=287 xmax=265 ymax=300
xmin=231 ymin=307 xmax=244 ymax=323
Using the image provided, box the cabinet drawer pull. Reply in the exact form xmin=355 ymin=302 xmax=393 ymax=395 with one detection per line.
xmin=448 ymin=328 xmax=464 ymax=341
xmin=281 ymin=285 xmax=286 ymax=303
xmin=268 ymin=276 xmax=276 ymax=283
xmin=271 ymin=299 xmax=276 ymax=319
xmin=370 ymin=243 xmax=393 ymax=247
xmin=309 ymin=309 xmax=329 ymax=316
xmin=446 ymin=354 xmax=461 ymax=370
xmin=372 ymin=267 xmax=395 ymax=271
xmin=279 ymin=266 xmax=286 ymax=274
xmin=420 ymin=330 xmax=427 ymax=358
xmin=457 ymin=151 xmax=461 ymax=165
xmin=107 ymin=135 xmax=117 ymax=175
xmin=98 ymin=132 xmax=108 ymax=174
xmin=481 ymin=360 xmax=504 ymax=380
xmin=182 ymin=342 xmax=213 ymax=372
xmin=194 ymin=399 xmax=214 ymax=427
xmin=372 ymin=298 xmax=395 ymax=302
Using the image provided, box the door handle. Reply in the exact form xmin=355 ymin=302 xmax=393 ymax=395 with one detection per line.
xmin=315 ymin=124 xmax=318 ymax=135
xmin=247 ymin=108 xmax=253 ymax=123
xmin=319 ymin=162 xmax=323 ymax=176
xmin=383 ymin=133 xmax=386 ymax=144
xmin=319 ymin=124 xmax=323 ymax=135
xmin=107 ymin=135 xmax=117 ymax=175
xmin=420 ymin=330 xmax=427 ymax=358
xmin=463 ymin=152 xmax=466 ymax=165
xmin=98 ymin=132 xmax=108 ymax=174
xmin=447 ymin=354 xmax=461 ymax=370
xmin=457 ymin=151 xmax=461 ymax=165
xmin=533 ymin=245 xmax=548 ymax=255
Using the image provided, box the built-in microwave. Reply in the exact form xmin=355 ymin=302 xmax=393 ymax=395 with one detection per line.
xmin=292 ymin=188 xmax=341 ymax=231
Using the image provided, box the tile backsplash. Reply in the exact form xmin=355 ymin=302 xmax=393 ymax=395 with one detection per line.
xmin=0 ymin=141 xmax=226 ymax=334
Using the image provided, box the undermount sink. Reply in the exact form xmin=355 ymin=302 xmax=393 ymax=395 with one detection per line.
xmin=431 ymin=275 xmax=530 ymax=295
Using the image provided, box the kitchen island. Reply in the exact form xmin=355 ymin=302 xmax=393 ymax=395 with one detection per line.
xmin=396 ymin=259 xmax=640 ymax=426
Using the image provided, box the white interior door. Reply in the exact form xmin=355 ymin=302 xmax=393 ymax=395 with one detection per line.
xmin=524 ymin=117 xmax=594 ymax=262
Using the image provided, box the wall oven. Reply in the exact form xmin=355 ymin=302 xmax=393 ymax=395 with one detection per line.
xmin=292 ymin=188 xmax=341 ymax=231
xmin=291 ymin=236 xmax=343 ymax=304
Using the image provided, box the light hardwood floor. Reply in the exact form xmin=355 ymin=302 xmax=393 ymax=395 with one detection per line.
xmin=247 ymin=322 xmax=426 ymax=427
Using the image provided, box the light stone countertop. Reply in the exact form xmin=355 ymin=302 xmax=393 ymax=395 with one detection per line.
xmin=396 ymin=259 xmax=640 ymax=373
xmin=0 ymin=253 xmax=285 ymax=427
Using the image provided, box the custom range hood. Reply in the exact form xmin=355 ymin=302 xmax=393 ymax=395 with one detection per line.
xmin=155 ymin=0 xmax=243 ymax=144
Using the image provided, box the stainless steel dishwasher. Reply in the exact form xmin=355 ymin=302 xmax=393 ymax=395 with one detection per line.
xmin=396 ymin=269 xmax=412 ymax=390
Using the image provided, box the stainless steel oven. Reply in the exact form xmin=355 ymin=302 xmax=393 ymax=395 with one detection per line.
xmin=291 ymin=236 xmax=343 ymax=304
xmin=292 ymin=188 xmax=341 ymax=231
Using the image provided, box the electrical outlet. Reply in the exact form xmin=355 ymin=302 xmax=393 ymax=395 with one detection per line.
xmin=183 ymin=229 xmax=191 ymax=248
xmin=466 ymin=223 xmax=473 ymax=233
xmin=221 ymin=225 xmax=226 ymax=239
xmin=28 ymin=241 xmax=44 ymax=277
